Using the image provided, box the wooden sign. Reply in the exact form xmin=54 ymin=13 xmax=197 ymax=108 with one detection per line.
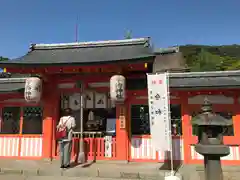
xmin=104 ymin=136 xmax=112 ymax=158
xmin=119 ymin=115 xmax=126 ymax=129
xmin=84 ymin=91 xmax=94 ymax=108
xmin=95 ymin=92 xmax=107 ymax=108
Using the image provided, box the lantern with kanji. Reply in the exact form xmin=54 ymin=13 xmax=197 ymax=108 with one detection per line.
xmin=24 ymin=77 xmax=42 ymax=103
xmin=110 ymin=75 xmax=126 ymax=102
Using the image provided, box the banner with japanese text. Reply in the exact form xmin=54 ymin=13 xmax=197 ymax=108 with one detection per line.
xmin=147 ymin=73 xmax=171 ymax=151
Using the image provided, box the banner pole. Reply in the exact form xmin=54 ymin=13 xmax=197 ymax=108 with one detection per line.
xmin=166 ymin=71 xmax=174 ymax=176
xmin=78 ymin=83 xmax=85 ymax=163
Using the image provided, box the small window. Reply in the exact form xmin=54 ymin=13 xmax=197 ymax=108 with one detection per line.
xmin=131 ymin=105 xmax=150 ymax=135
xmin=22 ymin=106 xmax=43 ymax=134
xmin=1 ymin=107 xmax=21 ymax=134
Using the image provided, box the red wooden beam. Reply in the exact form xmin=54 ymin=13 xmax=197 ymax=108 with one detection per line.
xmin=0 ymin=93 xmax=23 ymax=101
xmin=5 ymin=62 xmax=149 ymax=74
xmin=181 ymin=89 xmax=238 ymax=96
xmin=54 ymin=73 xmax=146 ymax=83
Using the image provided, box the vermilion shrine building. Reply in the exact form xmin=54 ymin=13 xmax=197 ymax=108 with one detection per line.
xmin=0 ymin=37 xmax=240 ymax=165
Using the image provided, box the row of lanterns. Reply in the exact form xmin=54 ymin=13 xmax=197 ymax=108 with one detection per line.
xmin=24 ymin=75 xmax=126 ymax=103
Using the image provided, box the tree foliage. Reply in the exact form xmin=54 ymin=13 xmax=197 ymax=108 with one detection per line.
xmin=0 ymin=56 xmax=9 ymax=61
xmin=180 ymin=45 xmax=240 ymax=71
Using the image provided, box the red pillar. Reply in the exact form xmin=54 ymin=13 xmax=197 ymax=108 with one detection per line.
xmin=181 ymin=92 xmax=191 ymax=164
xmin=233 ymin=94 xmax=240 ymax=144
xmin=51 ymin=92 xmax=60 ymax=158
xmin=116 ymin=103 xmax=129 ymax=161
xmin=42 ymin=80 xmax=58 ymax=160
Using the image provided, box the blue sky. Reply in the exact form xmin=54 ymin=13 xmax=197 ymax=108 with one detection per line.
xmin=0 ymin=0 xmax=240 ymax=59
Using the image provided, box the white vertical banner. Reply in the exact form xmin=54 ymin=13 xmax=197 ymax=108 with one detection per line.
xmin=147 ymin=73 xmax=171 ymax=151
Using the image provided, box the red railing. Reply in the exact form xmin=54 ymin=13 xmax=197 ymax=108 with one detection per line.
xmin=55 ymin=133 xmax=117 ymax=161
xmin=72 ymin=137 xmax=117 ymax=161
xmin=0 ymin=135 xmax=43 ymax=159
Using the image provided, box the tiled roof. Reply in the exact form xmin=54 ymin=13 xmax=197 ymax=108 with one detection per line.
xmin=0 ymin=38 xmax=155 ymax=67
xmin=169 ymin=70 xmax=240 ymax=88
xmin=0 ymin=73 xmax=26 ymax=92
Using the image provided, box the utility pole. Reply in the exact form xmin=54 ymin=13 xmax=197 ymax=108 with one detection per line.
xmin=74 ymin=17 xmax=85 ymax=163
xmin=75 ymin=18 xmax=79 ymax=42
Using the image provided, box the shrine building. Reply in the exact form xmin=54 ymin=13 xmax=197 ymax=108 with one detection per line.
xmin=0 ymin=37 xmax=239 ymax=165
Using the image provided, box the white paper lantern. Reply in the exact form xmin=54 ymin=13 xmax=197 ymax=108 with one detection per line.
xmin=24 ymin=77 xmax=42 ymax=103
xmin=110 ymin=75 xmax=126 ymax=102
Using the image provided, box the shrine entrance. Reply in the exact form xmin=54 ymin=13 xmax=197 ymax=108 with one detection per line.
xmin=55 ymin=86 xmax=117 ymax=161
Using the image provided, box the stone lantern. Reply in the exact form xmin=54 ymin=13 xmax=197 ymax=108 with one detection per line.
xmin=191 ymin=98 xmax=232 ymax=180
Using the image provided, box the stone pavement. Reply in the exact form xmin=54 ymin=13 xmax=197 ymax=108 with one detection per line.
xmin=1 ymin=159 xmax=240 ymax=180
xmin=0 ymin=175 xmax=140 ymax=180
xmin=0 ymin=159 xmax=179 ymax=179
xmin=178 ymin=164 xmax=240 ymax=180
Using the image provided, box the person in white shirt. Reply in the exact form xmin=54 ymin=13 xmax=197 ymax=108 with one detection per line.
xmin=57 ymin=108 xmax=76 ymax=168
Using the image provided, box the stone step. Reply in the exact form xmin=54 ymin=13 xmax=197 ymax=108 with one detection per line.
xmin=0 ymin=160 xmax=171 ymax=179
xmin=0 ymin=168 xmax=166 ymax=180
xmin=0 ymin=175 xmax=142 ymax=180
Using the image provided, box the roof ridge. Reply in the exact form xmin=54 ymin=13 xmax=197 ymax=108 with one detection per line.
xmin=31 ymin=37 xmax=150 ymax=50
xmin=154 ymin=46 xmax=179 ymax=54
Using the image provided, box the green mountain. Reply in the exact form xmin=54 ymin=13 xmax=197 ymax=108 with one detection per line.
xmin=180 ymin=44 xmax=240 ymax=71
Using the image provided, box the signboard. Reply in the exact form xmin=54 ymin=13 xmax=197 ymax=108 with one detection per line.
xmin=147 ymin=73 xmax=171 ymax=151
xmin=69 ymin=93 xmax=81 ymax=111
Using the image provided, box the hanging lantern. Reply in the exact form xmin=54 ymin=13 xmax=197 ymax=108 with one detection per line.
xmin=24 ymin=77 xmax=42 ymax=103
xmin=110 ymin=75 xmax=126 ymax=102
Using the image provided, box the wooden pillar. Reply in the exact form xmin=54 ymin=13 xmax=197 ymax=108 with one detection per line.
xmin=181 ymin=92 xmax=191 ymax=164
xmin=233 ymin=94 xmax=240 ymax=143
xmin=116 ymin=103 xmax=129 ymax=161
xmin=51 ymin=91 xmax=60 ymax=158
xmin=42 ymin=80 xmax=58 ymax=160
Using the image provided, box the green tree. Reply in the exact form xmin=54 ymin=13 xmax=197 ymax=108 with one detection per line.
xmin=189 ymin=48 xmax=224 ymax=72
xmin=0 ymin=56 xmax=9 ymax=61
xmin=224 ymin=59 xmax=240 ymax=70
xmin=180 ymin=44 xmax=240 ymax=71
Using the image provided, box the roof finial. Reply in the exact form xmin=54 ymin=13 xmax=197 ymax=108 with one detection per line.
xmin=125 ymin=30 xmax=132 ymax=39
